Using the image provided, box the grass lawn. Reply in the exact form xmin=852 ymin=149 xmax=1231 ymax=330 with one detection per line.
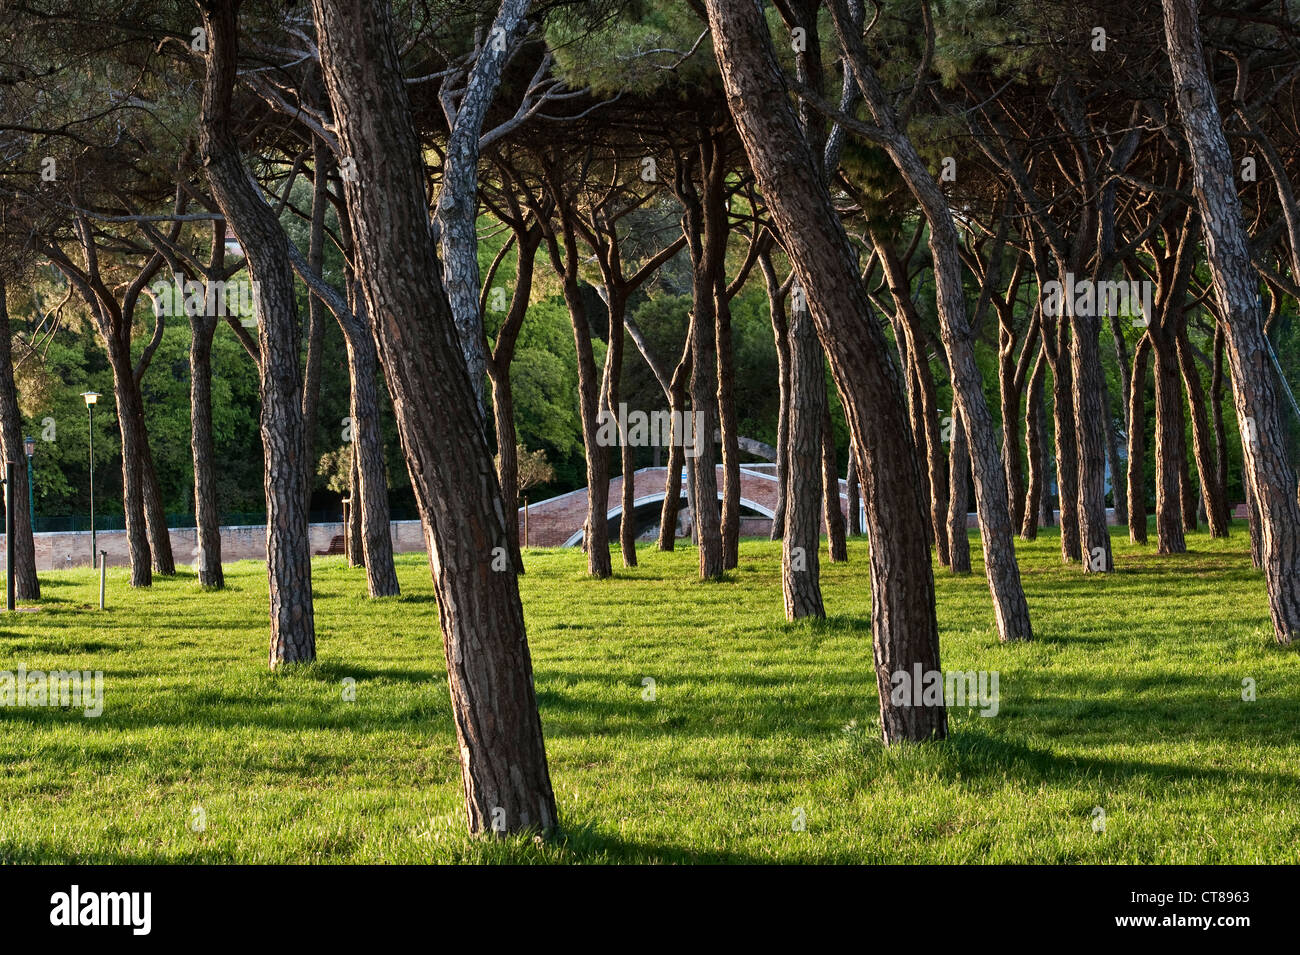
xmin=1 ymin=523 xmax=1296 ymax=864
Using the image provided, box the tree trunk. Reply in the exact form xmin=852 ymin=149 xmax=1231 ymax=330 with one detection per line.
xmin=763 ymin=254 xmax=791 ymax=541
xmin=821 ymin=398 xmax=847 ymax=562
xmin=1151 ymin=331 xmax=1187 ymax=554
xmin=344 ymin=318 xmax=399 ymax=595
xmin=0 ymin=280 xmax=39 ymax=600
xmin=709 ymin=0 xmax=947 ymax=740
xmin=1178 ymin=325 xmax=1229 ymax=536
xmin=105 ymin=335 xmax=152 ymax=588
xmin=716 ymin=279 xmax=741 ymax=570
xmin=1128 ymin=334 xmax=1152 ymax=544
xmin=1046 ymin=323 xmax=1081 ymax=561
xmin=1164 ymin=0 xmax=1300 ymax=643
xmin=833 ymin=4 xmax=1030 ymax=639
xmin=309 ymin=0 xmax=556 ymax=831
xmin=301 ymin=138 xmax=331 ymax=515
xmin=189 ymin=311 xmax=224 ymax=587
xmin=201 ymin=0 xmax=314 ymax=666
xmin=847 ymin=436 xmax=861 ymax=536
xmin=948 ymin=409 xmax=971 ymax=574
xmin=1068 ymin=287 xmax=1113 ymax=572
xmin=140 ymin=439 xmax=175 ymax=575
xmin=1021 ymin=348 xmax=1047 ymax=540
xmin=783 ymin=296 xmax=826 ymax=619
xmin=657 ymin=344 xmax=690 ymax=551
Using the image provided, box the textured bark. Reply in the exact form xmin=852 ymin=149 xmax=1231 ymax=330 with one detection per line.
xmin=836 ymin=5 xmax=1030 ymax=640
xmin=876 ymin=236 xmax=949 ymax=565
xmin=344 ymin=315 xmax=399 ymax=596
xmin=0 ymin=280 xmax=39 ymax=599
xmin=436 ymin=0 xmax=531 ymax=413
xmin=601 ymin=289 xmax=637 ymax=569
xmin=762 ymin=252 xmax=792 ymax=541
xmin=821 ymin=398 xmax=847 ymax=562
xmin=189 ymin=308 xmax=224 ymax=588
xmin=138 ymin=441 xmax=175 ymax=576
xmin=847 ymin=436 xmax=861 ymax=536
xmin=783 ymin=297 xmax=826 ymax=619
xmin=310 ymin=0 xmax=556 ymax=831
xmin=1164 ymin=0 xmax=1300 ymax=643
xmin=201 ymin=0 xmax=314 ymax=666
xmin=1128 ymin=335 xmax=1152 ymax=544
xmin=709 ymin=0 xmax=947 ymax=741
xmin=1152 ymin=333 xmax=1187 ymax=553
xmin=346 ymin=449 xmax=364 ymax=566
xmin=105 ymin=336 xmax=153 ymax=588
xmin=716 ymin=279 xmax=741 ymax=570
xmin=1068 ymin=279 xmax=1113 ymax=573
xmin=1021 ymin=348 xmax=1047 ymax=541
xmin=1178 ymin=325 xmax=1229 ymax=536
xmin=947 ymin=410 xmax=972 ymax=574
xmin=300 ymin=138 xmax=330 ymax=514
xmin=1044 ymin=315 xmax=1081 ymax=561
xmin=681 ymin=138 xmax=724 ymax=581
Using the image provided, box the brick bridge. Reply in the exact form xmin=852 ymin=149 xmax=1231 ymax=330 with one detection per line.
xmin=519 ymin=464 xmax=855 ymax=548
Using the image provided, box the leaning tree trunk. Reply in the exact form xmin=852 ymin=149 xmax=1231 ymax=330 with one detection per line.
xmin=783 ymin=295 xmax=826 ymax=619
xmin=189 ymin=311 xmax=224 ymax=587
xmin=201 ymin=0 xmax=314 ymax=666
xmin=0 ymin=280 xmax=39 ymax=599
xmin=821 ymin=398 xmax=847 ymax=562
xmin=1164 ymin=0 xmax=1300 ymax=643
xmin=948 ymin=409 xmax=972 ymax=574
xmin=309 ymin=0 xmax=556 ymax=832
xmin=1128 ymin=334 xmax=1152 ymax=544
xmin=709 ymin=0 xmax=946 ymax=741
xmin=834 ymin=6 xmax=1030 ymax=640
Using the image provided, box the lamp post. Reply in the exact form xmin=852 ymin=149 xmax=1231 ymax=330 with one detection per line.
xmin=81 ymin=392 xmax=100 ymax=564
xmin=23 ymin=434 xmax=34 ymax=531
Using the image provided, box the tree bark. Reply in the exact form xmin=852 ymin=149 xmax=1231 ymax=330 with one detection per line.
xmin=1068 ymin=281 xmax=1113 ymax=573
xmin=189 ymin=308 xmax=224 ymax=588
xmin=709 ymin=0 xmax=947 ymax=740
xmin=762 ymin=252 xmax=792 ymax=541
xmin=201 ymin=0 xmax=314 ymax=666
xmin=1128 ymin=334 xmax=1152 ymax=544
xmin=846 ymin=436 xmax=861 ymax=537
xmin=821 ymin=398 xmax=847 ymax=562
xmin=1164 ymin=0 xmax=1300 ymax=643
xmin=1177 ymin=324 xmax=1229 ymax=536
xmin=309 ymin=0 xmax=557 ymax=830
xmin=948 ymin=409 xmax=972 ymax=574
xmin=1021 ymin=347 xmax=1047 ymax=540
xmin=0 ymin=279 xmax=39 ymax=599
xmin=783 ymin=295 xmax=826 ymax=619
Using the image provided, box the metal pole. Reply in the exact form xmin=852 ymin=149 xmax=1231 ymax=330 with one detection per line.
xmin=99 ymin=550 xmax=106 ymax=610
xmin=88 ymin=404 xmax=95 ymax=566
xmin=6 ymin=462 xmax=15 ymax=612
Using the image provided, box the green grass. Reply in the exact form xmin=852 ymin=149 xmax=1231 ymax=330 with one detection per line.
xmin=1 ymin=523 xmax=1297 ymax=863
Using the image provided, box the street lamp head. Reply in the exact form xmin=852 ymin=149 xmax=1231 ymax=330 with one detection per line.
xmin=81 ymin=391 xmax=100 ymax=407
xmin=23 ymin=435 xmax=34 ymax=458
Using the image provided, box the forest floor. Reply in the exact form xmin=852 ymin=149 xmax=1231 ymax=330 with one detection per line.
xmin=1 ymin=524 xmax=1296 ymax=863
